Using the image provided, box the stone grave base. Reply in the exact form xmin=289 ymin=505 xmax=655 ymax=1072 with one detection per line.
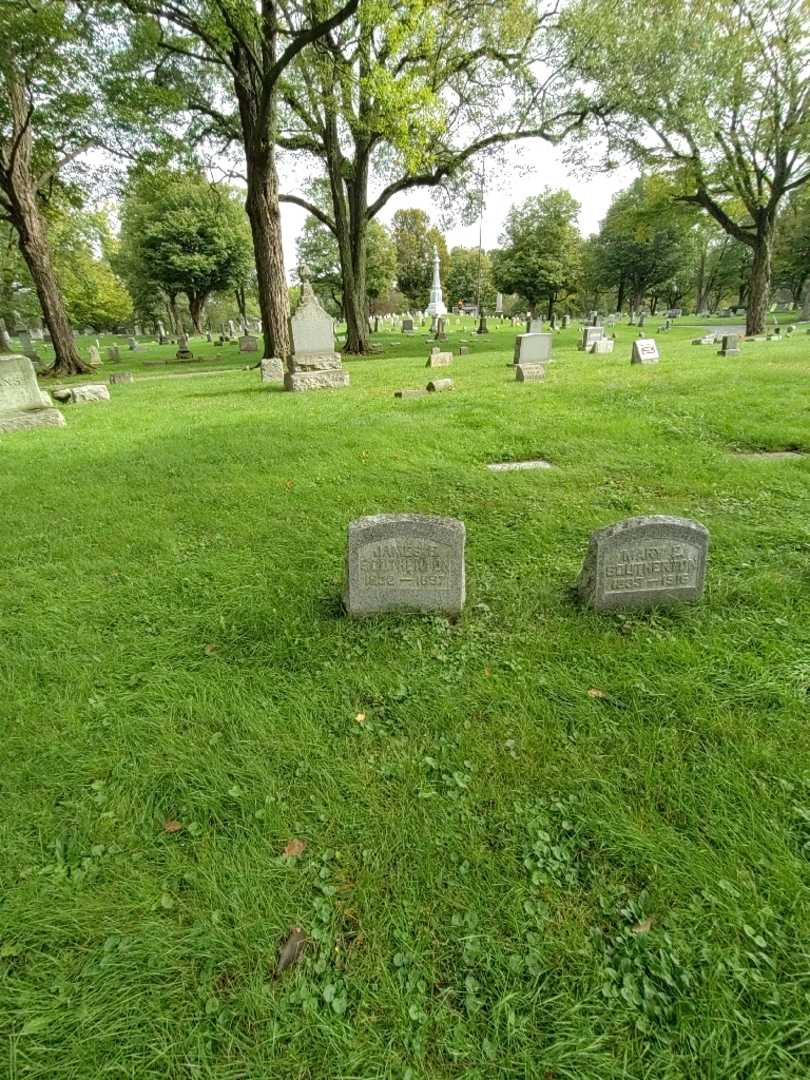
xmin=290 ymin=353 xmax=343 ymax=372
xmin=284 ymin=369 xmax=350 ymax=392
xmin=0 ymin=407 xmax=66 ymax=434
xmin=516 ymin=363 xmax=545 ymax=382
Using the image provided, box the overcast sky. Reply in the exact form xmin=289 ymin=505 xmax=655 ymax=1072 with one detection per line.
xmin=277 ymin=141 xmax=638 ymax=276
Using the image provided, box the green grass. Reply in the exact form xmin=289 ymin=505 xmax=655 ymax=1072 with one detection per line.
xmin=3 ymin=321 xmax=810 ymax=1078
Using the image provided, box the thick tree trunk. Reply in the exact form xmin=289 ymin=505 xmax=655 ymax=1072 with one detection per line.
xmin=188 ymin=292 xmax=207 ymax=333
xmin=234 ymin=287 xmax=246 ymax=320
xmin=616 ymin=276 xmax=625 ymax=314
xmin=546 ymin=295 xmax=554 ymax=321
xmin=746 ymin=231 xmax=772 ymax=336
xmin=244 ymin=147 xmax=290 ymax=361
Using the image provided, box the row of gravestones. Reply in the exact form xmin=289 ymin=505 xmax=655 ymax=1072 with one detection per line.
xmin=344 ymin=514 xmax=709 ymax=616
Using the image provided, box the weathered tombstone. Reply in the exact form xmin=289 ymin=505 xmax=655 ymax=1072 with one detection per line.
xmin=0 ymin=354 xmax=66 ymax=434
xmin=526 ymin=317 xmax=545 ymax=334
xmin=514 ymin=333 xmax=552 ymax=364
xmin=343 ymin=514 xmax=465 ymax=617
xmin=107 ymin=346 xmax=120 ymax=362
xmin=590 ymin=337 xmax=615 ymax=354
xmin=434 ymin=316 xmax=448 ymax=341
xmin=718 ymin=334 xmax=740 ymax=357
xmin=87 ymin=345 xmax=102 ymax=368
xmin=631 ymin=338 xmax=660 ymax=364
xmin=394 ymin=388 xmax=429 ymax=399
xmin=260 ymin=357 xmax=284 ymax=383
xmin=427 ymin=378 xmax=453 ymax=392
xmin=580 ymin=326 xmax=604 ymax=351
xmin=227 ymin=320 xmax=237 ymax=340
xmin=109 ymin=371 xmax=134 ymax=384
xmin=53 ymin=383 xmax=110 ymax=404
xmin=638 ymin=314 xmax=646 ymax=328
xmin=578 ymin=516 xmax=709 ymax=611
xmin=285 ymin=270 xmax=349 ymax=391
xmin=157 ymin=320 xmax=170 ymax=345
xmin=239 ymin=334 xmax=258 ymax=353
xmin=176 ymin=333 xmax=193 ymax=360
xmin=127 ymin=337 xmax=139 ymax=351
xmin=562 ymin=314 xmax=571 ymax=329
xmin=515 ymin=363 xmax=545 ymax=382
xmin=401 ymin=317 xmax=414 ymax=332
xmin=692 ymin=335 xmax=716 ymax=346
xmin=426 ymin=348 xmax=452 ymax=368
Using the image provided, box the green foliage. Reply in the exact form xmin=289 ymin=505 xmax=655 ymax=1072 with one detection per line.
xmin=773 ymin=187 xmax=810 ymax=305
xmin=392 ymin=209 xmax=448 ymax=309
xmin=492 ymin=188 xmax=582 ymax=314
xmin=365 ymin=220 xmax=397 ymax=302
xmin=117 ymin=168 xmax=252 ymax=325
xmin=445 ymin=247 xmax=496 ymax=310
xmin=296 ymin=217 xmax=397 ymax=314
xmin=592 ymin=177 xmax=697 ymax=310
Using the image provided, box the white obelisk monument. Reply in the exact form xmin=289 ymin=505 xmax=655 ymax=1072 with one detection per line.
xmin=424 ymin=245 xmax=447 ymax=317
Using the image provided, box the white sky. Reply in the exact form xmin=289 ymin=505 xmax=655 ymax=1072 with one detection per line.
xmin=277 ymin=141 xmax=638 ymax=276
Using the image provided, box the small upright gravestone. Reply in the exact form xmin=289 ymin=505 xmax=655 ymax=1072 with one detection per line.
xmin=0 ymin=354 xmax=66 ymax=434
xmin=718 ymin=334 xmax=740 ymax=357
xmin=239 ymin=334 xmax=258 ymax=353
xmin=127 ymin=337 xmax=139 ymax=351
xmin=515 ymin=363 xmax=544 ymax=382
xmin=580 ymin=326 xmax=604 ymax=351
xmin=426 ymin=348 xmax=452 ymax=368
xmin=109 ymin=371 xmax=134 ymax=385
xmin=590 ymin=337 xmax=615 ymax=354
xmin=631 ymin=339 xmax=659 ymax=364
xmin=401 ymin=317 xmax=414 ymax=333
xmin=176 ymin=334 xmax=193 ymax=360
xmin=434 ymin=316 xmax=448 ymax=341
xmin=344 ymin=514 xmax=465 ymax=617
xmin=514 ymin=333 xmax=552 ymax=365
xmin=578 ymin=515 xmax=709 ymax=611
xmin=260 ymin=357 xmax=284 ymax=383
xmin=88 ymin=345 xmax=102 ymax=369
xmin=107 ymin=346 xmax=120 ymax=362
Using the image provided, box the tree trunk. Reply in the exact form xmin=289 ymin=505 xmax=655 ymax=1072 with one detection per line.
xmin=0 ymin=70 xmax=87 ymax=376
xmin=650 ymin=294 xmax=658 ymax=315
xmin=546 ymin=294 xmax=555 ymax=321
xmin=234 ymin=286 xmax=246 ymax=320
xmin=188 ymin=292 xmax=207 ymax=333
xmin=616 ymin=276 xmax=625 ymax=314
xmin=166 ymin=297 xmax=178 ymax=334
xmin=746 ymin=230 xmax=772 ymax=335
xmin=244 ymin=146 xmax=290 ymax=361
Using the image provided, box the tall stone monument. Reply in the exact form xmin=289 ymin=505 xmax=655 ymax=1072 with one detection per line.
xmin=285 ymin=268 xmax=349 ymax=392
xmin=0 ymin=354 xmax=66 ymax=434
xmin=424 ymin=246 xmax=447 ymax=318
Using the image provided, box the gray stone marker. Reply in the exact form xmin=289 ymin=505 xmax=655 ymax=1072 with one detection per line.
xmin=427 ymin=377 xmax=453 ymax=392
xmin=590 ymin=338 xmax=615 ymax=354
xmin=515 ymin=363 xmax=545 ymax=382
xmin=285 ymin=272 xmax=349 ymax=392
xmin=109 ymin=371 xmax=134 ymax=384
xmin=87 ymin=345 xmax=102 ymax=369
xmin=401 ymin=317 xmax=414 ymax=332
xmin=394 ymin=388 xmax=429 ymax=399
xmin=176 ymin=334 xmax=193 ymax=360
xmin=580 ymin=326 xmax=604 ymax=351
xmin=239 ymin=334 xmax=258 ymax=353
xmin=578 ymin=515 xmax=709 ymax=611
xmin=53 ymin=383 xmax=111 ymax=404
xmin=426 ymin=348 xmax=452 ymax=368
xmin=344 ymin=514 xmax=465 ymax=617
xmin=718 ymin=334 xmax=740 ymax=356
xmin=128 ymin=337 xmax=139 ymax=351
xmin=261 ymin=357 xmax=284 ymax=383
xmin=631 ymin=338 xmax=659 ymax=364
xmin=514 ymin=333 xmax=552 ymax=364
xmin=107 ymin=346 xmax=120 ymax=362
xmin=0 ymin=353 xmax=66 ymax=434
xmin=526 ymin=317 xmax=544 ymax=334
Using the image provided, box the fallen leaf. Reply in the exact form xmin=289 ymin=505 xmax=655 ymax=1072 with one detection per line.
xmin=204 ymin=643 xmax=217 ymax=655
xmin=355 ymin=712 xmax=366 ymax=724
xmin=274 ymin=927 xmax=306 ymax=977
xmin=484 ymin=666 xmax=492 ymax=678
xmin=283 ymin=838 xmax=307 ymax=858
xmin=163 ymin=819 xmax=183 ymax=834
xmin=587 ymin=688 xmax=607 ymax=699
xmin=631 ymin=916 xmax=656 ymax=935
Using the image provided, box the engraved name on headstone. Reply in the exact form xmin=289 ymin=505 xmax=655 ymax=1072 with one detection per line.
xmin=578 ymin=515 xmax=709 ymax=610
xmin=631 ymin=338 xmax=660 ymax=364
xmin=344 ymin=514 xmax=465 ymax=617
xmin=0 ymin=353 xmax=66 ymax=434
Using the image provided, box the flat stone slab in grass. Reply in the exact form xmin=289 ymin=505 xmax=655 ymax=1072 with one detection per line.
xmin=394 ymin=388 xmax=429 ymax=399
xmin=578 ymin=515 xmax=709 ymax=611
xmin=68 ymin=384 xmax=111 ymax=404
xmin=733 ymin=450 xmax=804 ymax=460
xmin=108 ymin=372 xmax=134 ymax=384
xmin=487 ymin=459 xmax=553 ymax=472
xmin=427 ymin=378 xmax=453 ymax=392
xmin=344 ymin=514 xmax=465 ymax=617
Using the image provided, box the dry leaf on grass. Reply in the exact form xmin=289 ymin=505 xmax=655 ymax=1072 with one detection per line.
xmin=631 ymin=916 xmax=656 ymax=935
xmin=283 ymin=838 xmax=307 ymax=858
xmin=204 ymin=643 xmax=218 ymax=655
xmin=587 ymin=688 xmax=607 ymax=699
xmin=163 ymin=819 xmax=183 ymax=834
xmin=274 ymin=927 xmax=306 ymax=977
xmin=355 ymin=712 xmax=366 ymax=724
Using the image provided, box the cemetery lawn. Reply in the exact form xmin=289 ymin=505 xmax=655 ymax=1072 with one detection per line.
xmin=4 ymin=322 xmax=810 ymax=1080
